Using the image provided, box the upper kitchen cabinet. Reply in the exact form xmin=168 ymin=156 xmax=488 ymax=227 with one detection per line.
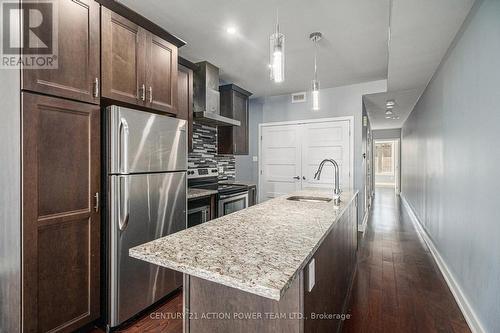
xmin=22 ymin=0 xmax=100 ymax=104
xmin=101 ymin=7 xmax=178 ymax=114
xmin=218 ymin=84 xmax=252 ymax=155
xmin=146 ymin=34 xmax=178 ymax=114
xmin=177 ymin=60 xmax=195 ymax=151
xmin=101 ymin=7 xmax=146 ymax=106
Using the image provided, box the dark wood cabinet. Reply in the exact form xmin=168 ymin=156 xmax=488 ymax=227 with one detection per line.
xmin=303 ymin=195 xmax=357 ymax=333
xmin=22 ymin=0 xmax=100 ymax=104
xmin=218 ymin=84 xmax=252 ymax=155
xmin=146 ymin=34 xmax=178 ymax=113
xmin=248 ymin=185 xmax=257 ymax=206
xmin=177 ymin=63 xmax=194 ymax=151
xmin=102 ymin=7 xmax=178 ymax=114
xmin=101 ymin=7 xmax=146 ymax=106
xmin=22 ymin=92 xmax=101 ymax=333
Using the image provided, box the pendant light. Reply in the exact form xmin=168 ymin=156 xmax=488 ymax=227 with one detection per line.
xmin=269 ymin=9 xmax=285 ymax=83
xmin=310 ymin=32 xmax=322 ymax=111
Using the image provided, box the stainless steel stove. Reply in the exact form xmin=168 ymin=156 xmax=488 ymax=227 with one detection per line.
xmin=187 ymin=168 xmax=249 ymax=217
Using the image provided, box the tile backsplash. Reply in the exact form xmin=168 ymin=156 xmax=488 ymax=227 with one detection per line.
xmin=188 ymin=121 xmax=235 ymax=181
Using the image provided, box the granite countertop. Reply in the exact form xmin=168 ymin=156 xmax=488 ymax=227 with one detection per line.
xmin=187 ymin=188 xmax=218 ymax=200
xmin=130 ymin=188 xmax=358 ymax=301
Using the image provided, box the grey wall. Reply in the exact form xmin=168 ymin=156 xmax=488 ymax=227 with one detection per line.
xmin=401 ymin=1 xmax=499 ymax=332
xmin=372 ymin=128 xmax=401 ymax=140
xmin=0 ymin=68 xmax=21 ymax=332
xmin=240 ymin=80 xmax=387 ymax=225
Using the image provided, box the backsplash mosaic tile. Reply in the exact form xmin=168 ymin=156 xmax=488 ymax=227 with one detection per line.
xmin=188 ymin=121 xmax=235 ymax=181
xmin=216 ymin=154 xmax=236 ymax=181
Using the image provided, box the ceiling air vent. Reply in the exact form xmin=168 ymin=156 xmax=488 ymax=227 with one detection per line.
xmin=291 ymin=92 xmax=307 ymax=103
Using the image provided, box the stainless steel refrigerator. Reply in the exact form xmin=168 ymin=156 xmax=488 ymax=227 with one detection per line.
xmin=105 ymin=105 xmax=187 ymax=328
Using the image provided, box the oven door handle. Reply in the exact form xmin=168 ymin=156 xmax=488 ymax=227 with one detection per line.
xmin=219 ymin=192 xmax=248 ymax=200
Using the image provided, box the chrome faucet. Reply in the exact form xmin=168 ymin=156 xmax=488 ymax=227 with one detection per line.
xmin=314 ymin=159 xmax=341 ymax=205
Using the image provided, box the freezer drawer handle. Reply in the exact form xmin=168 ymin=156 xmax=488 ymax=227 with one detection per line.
xmin=118 ymin=176 xmax=130 ymax=232
xmin=119 ymin=117 xmax=129 ymax=174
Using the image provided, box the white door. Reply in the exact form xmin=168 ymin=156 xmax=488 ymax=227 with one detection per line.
xmin=260 ymin=124 xmax=302 ymax=200
xmin=301 ymin=120 xmax=350 ymax=189
xmin=260 ymin=118 xmax=352 ymax=201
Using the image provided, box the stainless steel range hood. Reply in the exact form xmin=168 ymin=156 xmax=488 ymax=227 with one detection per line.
xmin=193 ymin=61 xmax=240 ymax=127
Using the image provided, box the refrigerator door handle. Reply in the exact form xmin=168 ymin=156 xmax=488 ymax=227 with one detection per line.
xmin=119 ymin=176 xmax=130 ymax=232
xmin=119 ymin=117 xmax=129 ymax=174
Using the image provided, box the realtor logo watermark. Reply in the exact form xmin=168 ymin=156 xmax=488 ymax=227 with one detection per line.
xmin=1 ymin=0 xmax=58 ymax=69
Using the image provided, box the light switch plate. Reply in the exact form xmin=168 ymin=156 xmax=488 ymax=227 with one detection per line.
xmin=307 ymin=259 xmax=315 ymax=292
xmin=252 ymin=156 xmax=258 ymax=162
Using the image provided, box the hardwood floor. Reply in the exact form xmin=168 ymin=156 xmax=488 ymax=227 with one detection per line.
xmin=342 ymin=187 xmax=471 ymax=333
xmin=90 ymin=291 xmax=183 ymax=333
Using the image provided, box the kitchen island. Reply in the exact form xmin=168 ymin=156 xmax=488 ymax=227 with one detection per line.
xmin=130 ymin=189 xmax=358 ymax=333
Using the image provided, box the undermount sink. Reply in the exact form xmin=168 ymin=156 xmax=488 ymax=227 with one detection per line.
xmin=287 ymin=196 xmax=332 ymax=203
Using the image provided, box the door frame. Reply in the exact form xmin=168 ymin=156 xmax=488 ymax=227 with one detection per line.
xmin=258 ymin=116 xmax=354 ymax=202
xmin=373 ymin=138 xmax=401 ymax=194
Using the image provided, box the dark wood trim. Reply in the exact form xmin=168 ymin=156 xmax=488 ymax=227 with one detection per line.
xmin=177 ymin=64 xmax=193 ymax=150
xmin=178 ymin=56 xmax=198 ymax=71
xmin=96 ymin=0 xmax=186 ymax=48
xmin=219 ymin=83 xmax=253 ymax=97
xmin=100 ymin=97 xmax=177 ymax=117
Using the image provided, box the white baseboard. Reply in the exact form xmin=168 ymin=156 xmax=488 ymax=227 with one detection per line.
xmin=400 ymin=194 xmax=485 ymax=333
xmin=358 ymin=210 xmax=369 ymax=232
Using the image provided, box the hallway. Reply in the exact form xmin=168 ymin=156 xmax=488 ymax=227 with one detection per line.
xmin=343 ymin=188 xmax=470 ymax=333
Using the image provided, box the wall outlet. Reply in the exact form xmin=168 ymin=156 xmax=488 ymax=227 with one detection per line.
xmin=252 ymin=156 xmax=258 ymax=162
xmin=218 ymin=166 xmax=224 ymax=173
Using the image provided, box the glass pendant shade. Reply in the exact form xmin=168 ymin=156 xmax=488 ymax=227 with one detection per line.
xmin=270 ymin=27 xmax=285 ymax=83
xmin=312 ymin=79 xmax=320 ymax=111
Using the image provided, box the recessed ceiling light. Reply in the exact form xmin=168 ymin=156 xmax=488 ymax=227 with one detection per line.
xmin=226 ymin=26 xmax=237 ymax=35
xmin=385 ymin=116 xmax=392 ymax=119
xmin=385 ymin=109 xmax=393 ymax=115
xmin=386 ymin=99 xmax=395 ymax=107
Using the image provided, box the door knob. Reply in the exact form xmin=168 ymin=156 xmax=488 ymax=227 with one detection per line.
xmin=293 ymin=176 xmax=300 ymax=180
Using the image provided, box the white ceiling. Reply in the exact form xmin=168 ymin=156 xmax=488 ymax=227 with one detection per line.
xmin=118 ymin=0 xmax=390 ymax=98
xmin=363 ymin=87 xmax=423 ymax=129
xmin=364 ymin=0 xmax=475 ymax=129
xmin=118 ymin=0 xmax=474 ymax=128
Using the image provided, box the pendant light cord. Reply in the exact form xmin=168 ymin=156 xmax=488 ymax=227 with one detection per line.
xmin=275 ymin=8 xmax=279 ymax=34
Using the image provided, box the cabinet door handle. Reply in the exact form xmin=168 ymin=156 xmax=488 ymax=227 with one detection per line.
xmin=94 ymin=192 xmax=99 ymax=212
xmin=293 ymin=176 xmax=300 ymax=180
xmin=148 ymin=86 xmax=153 ymax=103
xmin=93 ymin=78 xmax=99 ymax=98
xmin=139 ymin=84 xmax=145 ymax=101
